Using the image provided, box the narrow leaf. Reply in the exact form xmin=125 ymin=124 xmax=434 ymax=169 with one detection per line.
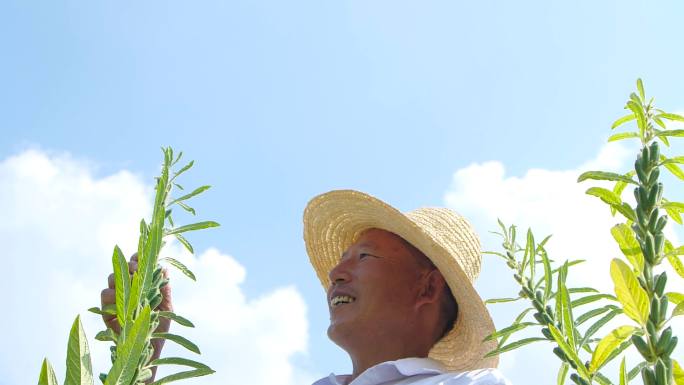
xmin=176 ymin=201 xmax=196 ymax=216
xmin=608 ymin=132 xmax=639 ymax=142
xmin=579 ymin=308 xmax=621 ymax=348
xmin=485 ymin=297 xmax=522 ymax=304
xmin=557 ymin=363 xmax=569 ymax=385
xmin=541 ymin=249 xmax=552 ymax=301
xmin=673 ymin=360 xmax=684 ymax=385
xmin=160 ymin=257 xmax=196 ymax=281
xmin=169 ymin=185 xmax=211 ymax=206
xmin=619 ymin=358 xmax=627 ymax=385
xmin=483 ymin=337 xmax=546 ymax=358
xmin=664 ymin=162 xmax=684 ymax=181
xmin=158 ymin=311 xmax=195 ymax=327
xmin=586 ymin=187 xmax=622 ymax=206
xmin=672 ymin=302 xmax=684 ymax=318
xmin=610 ymin=259 xmax=649 ymax=326
xmin=667 ymin=292 xmax=684 ymax=304
xmin=148 ymin=368 xmax=214 ymax=385
xmin=174 ymin=233 xmax=194 ymax=254
xmin=149 ymin=357 xmax=209 ymax=370
xmin=87 ymin=307 xmax=116 ymax=316
xmin=667 ymin=254 xmax=684 ymax=278
xmin=571 ymin=294 xmax=617 ymax=307
xmin=165 ymin=221 xmax=220 ymax=235
xmin=659 ymin=113 xmax=684 ymax=122
xmin=578 ymin=171 xmax=636 ymax=185
xmin=589 ymin=325 xmax=636 ymax=373
xmin=559 ymin=277 xmax=576 ymax=351
xmin=548 ymin=324 xmax=590 ymax=380
xmin=611 ymin=114 xmax=636 ymax=130
xmin=152 ymin=333 xmax=201 ymax=354
xmin=576 ymin=306 xmax=615 ymax=326
xmin=637 ymin=79 xmax=645 ymax=100
xmin=483 ymin=322 xmax=536 ymax=342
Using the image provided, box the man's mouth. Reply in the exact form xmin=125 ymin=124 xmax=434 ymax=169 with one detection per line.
xmin=330 ymin=295 xmax=356 ymax=307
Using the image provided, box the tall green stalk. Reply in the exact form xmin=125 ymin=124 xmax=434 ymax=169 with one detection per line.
xmin=484 ymin=80 xmax=684 ymax=385
xmin=38 ymin=147 xmax=219 ymax=385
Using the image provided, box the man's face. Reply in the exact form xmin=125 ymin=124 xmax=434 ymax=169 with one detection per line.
xmin=326 ymin=228 xmax=429 ymax=346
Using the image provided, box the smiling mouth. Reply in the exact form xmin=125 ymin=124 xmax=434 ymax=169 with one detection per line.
xmin=330 ymin=295 xmax=356 ymax=307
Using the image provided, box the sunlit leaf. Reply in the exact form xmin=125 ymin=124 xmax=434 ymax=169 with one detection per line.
xmin=169 ymin=185 xmax=211 ymax=206
xmin=664 ymin=162 xmax=684 ymax=181
xmin=589 ymin=325 xmax=636 ymax=373
xmin=619 ymin=357 xmax=627 ymax=385
xmin=637 ymin=79 xmax=645 ymax=100
xmin=148 ymin=368 xmax=215 ymax=385
xmin=610 ymin=224 xmax=643 ymax=273
xmin=608 ymin=132 xmax=639 ymax=142
xmin=668 ymin=254 xmax=684 ymax=278
xmin=557 ymin=363 xmax=569 ymax=385
xmin=105 ymin=306 xmax=151 ymax=385
xmin=611 ymin=114 xmax=636 ymax=130
xmin=667 ymin=292 xmax=684 ymax=305
xmin=149 ymin=357 xmax=210 ymax=370
xmin=165 ymin=221 xmax=220 ymax=236
xmin=158 ymin=311 xmax=195 ymax=328
xmin=674 ymin=360 xmax=684 ymax=385
xmin=672 ymin=302 xmax=684 ymax=318
xmin=659 ymin=113 xmax=684 ymax=122
xmin=485 ymin=297 xmax=522 ymax=304
xmin=610 ymin=259 xmax=649 ymax=326
xmin=112 ymin=246 xmax=130 ymax=328
xmin=586 ymin=187 xmax=621 ymax=206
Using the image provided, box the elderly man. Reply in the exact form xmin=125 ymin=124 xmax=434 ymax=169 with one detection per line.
xmin=101 ymin=190 xmax=511 ymax=385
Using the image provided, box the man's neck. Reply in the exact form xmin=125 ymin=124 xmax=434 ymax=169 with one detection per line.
xmin=346 ymin=342 xmax=430 ymax=382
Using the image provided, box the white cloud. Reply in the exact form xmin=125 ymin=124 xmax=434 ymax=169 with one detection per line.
xmin=0 ymin=149 xmax=313 ymax=385
xmin=444 ymin=141 xmax=683 ymax=385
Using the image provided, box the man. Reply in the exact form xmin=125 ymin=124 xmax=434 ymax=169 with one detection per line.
xmin=102 ymin=190 xmax=511 ymax=385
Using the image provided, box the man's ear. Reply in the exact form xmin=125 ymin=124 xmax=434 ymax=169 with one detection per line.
xmin=415 ymin=269 xmax=446 ymax=308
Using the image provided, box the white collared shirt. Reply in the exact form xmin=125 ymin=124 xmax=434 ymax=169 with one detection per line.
xmin=312 ymin=358 xmax=512 ymax=385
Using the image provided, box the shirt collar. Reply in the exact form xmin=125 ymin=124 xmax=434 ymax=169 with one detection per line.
xmin=316 ymin=357 xmax=446 ymax=385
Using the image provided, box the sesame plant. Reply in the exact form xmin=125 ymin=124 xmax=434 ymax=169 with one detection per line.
xmin=37 ymin=148 xmax=219 ymax=385
xmin=484 ymin=80 xmax=684 ymax=385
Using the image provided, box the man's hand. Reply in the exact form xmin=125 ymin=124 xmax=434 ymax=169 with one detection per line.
xmin=100 ymin=253 xmax=173 ymax=382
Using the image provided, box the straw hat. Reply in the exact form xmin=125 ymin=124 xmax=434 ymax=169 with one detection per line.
xmin=303 ymin=190 xmax=498 ymax=371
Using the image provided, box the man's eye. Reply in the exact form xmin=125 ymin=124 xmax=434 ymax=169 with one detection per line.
xmin=359 ymin=253 xmax=369 ymax=259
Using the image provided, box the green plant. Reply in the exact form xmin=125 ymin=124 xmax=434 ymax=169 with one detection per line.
xmin=485 ymin=80 xmax=684 ymax=385
xmin=38 ymin=148 xmax=219 ymax=385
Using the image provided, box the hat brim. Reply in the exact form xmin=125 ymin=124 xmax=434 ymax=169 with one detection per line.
xmin=303 ymin=190 xmax=498 ymax=371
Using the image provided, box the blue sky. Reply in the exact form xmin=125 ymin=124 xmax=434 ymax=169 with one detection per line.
xmin=2 ymin=1 xmax=684 ymax=385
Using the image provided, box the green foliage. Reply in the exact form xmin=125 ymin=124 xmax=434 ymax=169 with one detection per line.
xmin=38 ymin=148 xmax=218 ymax=385
xmin=486 ymin=80 xmax=682 ymax=385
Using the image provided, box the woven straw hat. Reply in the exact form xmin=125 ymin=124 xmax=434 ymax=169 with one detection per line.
xmin=303 ymin=190 xmax=498 ymax=371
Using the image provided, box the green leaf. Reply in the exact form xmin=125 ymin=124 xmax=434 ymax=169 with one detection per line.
xmin=160 ymin=257 xmax=196 ymax=281
xmin=557 ymin=363 xmax=569 ymax=385
xmin=668 ymin=254 xmax=684 ymax=278
xmin=628 ymin=363 xmax=648 ymax=382
xmin=559 ymin=276 xmax=576 ymax=351
xmin=152 ymin=333 xmax=201 ymax=354
xmin=610 ymin=259 xmax=649 ymax=326
xmin=484 ymin=297 xmax=522 ymax=304
xmin=673 ymin=360 xmax=684 ymax=385
xmin=169 ymin=185 xmax=211 ymax=206
xmin=594 ymin=373 xmax=614 ymax=385
xmin=149 ymin=357 xmax=210 ymax=370
xmin=659 ymin=113 xmax=684 ymax=122
xmin=667 ymin=292 xmax=684 ymax=304
xmin=627 ymin=100 xmax=646 ymax=134
xmin=105 ymin=306 xmax=152 ymax=385
xmin=656 ymin=129 xmax=684 ymax=137
xmin=610 ymin=224 xmax=644 ymax=273
xmin=637 ymin=79 xmax=645 ymax=100
xmin=499 ymin=308 xmax=534 ymax=347
xmin=608 ymin=132 xmax=639 ymax=142
xmin=165 ymin=221 xmax=220 ymax=236
xmin=39 ymin=358 xmax=59 ymax=385
xmin=589 ymin=325 xmax=636 ymax=373
xmin=87 ymin=306 xmax=116 ymax=316
xmin=579 ymin=308 xmax=621 ymax=348
xmin=112 ymin=246 xmax=130 ymax=328
xmin=126 ymin=273 xmax=142 ymax=322
xmin=611 ymin=114 xmax=636 ymax=130
xmin=174 ymin=233 xmax=194 ymax=254
xmin=64 ymin=315 xmax=94 ymax=385
xmin=664 ymin=200 xmax=684 ymax=224
xmin=158 ymin=311 xmax=195 ymax=327
xmin=172 ymin=160 xmax=194 ymax=180
xmin=94 ymin=329 xmax=118 ymax=343
xmin=578 ymin=171 xmax=636 ymax=185
xmin=659 ymin=156 xmax=684 ymax=165
xmin=586 ymin=187 xmax=622 ymax=206
xmin=148 ymin=369 xmax=215 ymax=385
xmin=483 ymin=337 xmax=546 ymax=358
xmin=571 ymin=294 xmax=617 ymax=307
xmin=176 ymin=201 xmax=196 ymax=216
xmin=664 ymin=161 xmax=684 ymax=181
xmin=576 ymin=306 xmax=618 ymax=325
xmin=548 ymin=324 xmax=590 ymax=380
xmin=541 ymin=249 xmax=552 ymax=301
xmin=483 ymin=322 xmax=536 ymax=342
xmin=672 ymin=302 xmax=684 ymax=318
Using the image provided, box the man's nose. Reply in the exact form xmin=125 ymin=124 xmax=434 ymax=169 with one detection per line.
xmin=328 ymin=258 xmax=353 ymax=285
